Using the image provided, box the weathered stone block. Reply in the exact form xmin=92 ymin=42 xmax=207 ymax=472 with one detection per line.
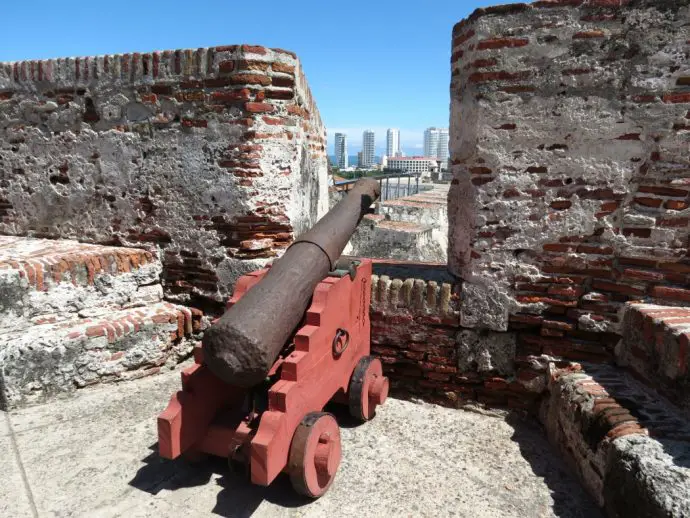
xmin=456 ymin=329 xmax=516 ymax=375
xmin=604 ymin=435 xmax=690 ymax=518
xmin=459 ymin=281 xmax=512 ymax=331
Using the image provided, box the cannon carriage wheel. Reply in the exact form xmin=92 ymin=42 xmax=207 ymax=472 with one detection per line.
xmin=348 ymin=356 xmax=389 ymax=422
xmin=288 ymin=412 xmax=342 ymax=498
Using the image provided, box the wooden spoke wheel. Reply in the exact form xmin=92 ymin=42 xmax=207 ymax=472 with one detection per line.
xmin=288 ymin=412 xmax=342 ymax=498
xmin=349 ymin=356 xmax=389 ymax=422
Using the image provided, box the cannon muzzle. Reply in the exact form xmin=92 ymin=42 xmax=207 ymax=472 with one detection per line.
xmin=202 ymin=178 xmax=380 ymax=387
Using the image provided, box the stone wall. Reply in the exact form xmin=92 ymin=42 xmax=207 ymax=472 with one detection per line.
xmin=448 ymin=0 xmax=690 ymax=362
xmin=0 ymin=45 xmax=328 ymax=307
xmin=540 ymin=361 xmax=690 ymax=515
xmin=343 ymin=184 xmax=450 ymax=263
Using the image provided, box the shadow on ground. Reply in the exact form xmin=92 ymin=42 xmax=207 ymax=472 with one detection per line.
xmin=129 ymin=443 xmax=311 ymax=518
xmin=129 ymin=402 xmax=361 ymax=517
xmin=505 ymin=413 xmax=604 ymax=518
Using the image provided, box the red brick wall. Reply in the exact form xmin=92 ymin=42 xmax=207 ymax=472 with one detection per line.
xmin=368 ymin=262 xmax=543 ymax=410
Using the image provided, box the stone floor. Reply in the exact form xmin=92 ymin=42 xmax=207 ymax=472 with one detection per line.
xmin=1 ymin=366 xmax=601 ymax=518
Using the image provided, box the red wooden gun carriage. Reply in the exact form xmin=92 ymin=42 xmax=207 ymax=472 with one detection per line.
xmin=157 ymin=180 xmax=389 ymax=498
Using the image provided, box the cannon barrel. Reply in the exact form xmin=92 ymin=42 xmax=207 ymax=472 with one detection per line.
xmin=202 ymin=178 xmax=381 ymax=387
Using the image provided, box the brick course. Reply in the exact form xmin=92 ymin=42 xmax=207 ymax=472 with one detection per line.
xmin=0 ymin=235 xmax=154 ymax=289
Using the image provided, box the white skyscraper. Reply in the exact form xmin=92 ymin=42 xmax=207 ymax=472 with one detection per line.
xmin=424 ymin=128 xmax=440 ymax=158
xmin=424 ymin=127 xmax=449 ymax=160
xmin=334 ymin=133 xmax=348 ymax=169
xmin=386 ymin=128 xmax=400 ymax=158
xmin=437 ymin=128 xmax=449 ymax=162
xmin=362 ymin=130 xmax=375 ymax=168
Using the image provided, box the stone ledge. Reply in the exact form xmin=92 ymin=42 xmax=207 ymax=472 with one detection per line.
xmin=370 ymin=273 xmax=459 ymax=322
xmin=0 ymin=235 xmax=157 ymax=289
xmin=540 ymin=361 xmax=690 ymax=513
xmin=0 ymin=236 xmax=163 ymax=332
xmin=621 ymin=302 xmax=690 ymax=414
xmin=0 ymin=301 xmax=203 ymax=410
xmin=375 ymin=220 xmax=433 ymax=234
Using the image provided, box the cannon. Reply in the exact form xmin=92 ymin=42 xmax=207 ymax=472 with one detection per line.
xmin=202 ymin=178 xmax=381 ymax=387
xmin=157 ymin=179 xmax=390 ymax=498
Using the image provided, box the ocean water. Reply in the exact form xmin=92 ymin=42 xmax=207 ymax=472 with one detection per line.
xmin=329 ymin=155 xmax=383 ymax=168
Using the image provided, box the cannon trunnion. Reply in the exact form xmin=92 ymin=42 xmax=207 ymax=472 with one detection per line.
xmin=157 ymin=258 xmax=389 ymax=498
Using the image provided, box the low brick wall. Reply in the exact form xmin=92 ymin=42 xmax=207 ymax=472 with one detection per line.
xmin=0 ymin=236 xmax=206 ymax=409
xmin=366 ymin=260 xmax=690 ymax=517
xmin=0 ymin=236 xmax=165 ymax=332
xmin=367 ymin=261 xmax=543 ymax=410
xmin=621 ymin=303 xmax=690 ymax=413
xmin=0 ymin=301 xmax=201 ymax=409
xmin=540 ymin=362 xmax=690 ymax=516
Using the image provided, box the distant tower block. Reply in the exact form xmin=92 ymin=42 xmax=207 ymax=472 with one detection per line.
xmin=335 ymin=133 xmax=348 ymax=169
xmin=362 ymin=130 xmax=376 ymax=168
xmin=423 ymin=127 xmax=447 ymax=159
xmin=437 ymin=128 xmax=449 ymax=163
xmin=386 ymin=129 xmax=400 ymax=158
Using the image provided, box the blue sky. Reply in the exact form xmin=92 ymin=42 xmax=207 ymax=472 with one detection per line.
xmin=1 ymin=0 xmax=520 ymax=154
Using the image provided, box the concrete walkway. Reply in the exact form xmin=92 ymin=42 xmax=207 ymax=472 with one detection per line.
xmin=1 ymin=367 xmax=601 ymax=518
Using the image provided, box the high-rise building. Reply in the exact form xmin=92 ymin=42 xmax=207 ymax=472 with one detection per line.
xmin=424 ymin=127 xmax=449 ymax=160
xmin=424 ymin=127 xmax=440 ymax=158
xmin=437 ymin=128 xmax=449 ymax=163
xmin=361 ymin=130 xmax=375 ymax=168
xmin=386 ymin=128 xmax=400 ymax=158
xmin=334 ymin=133 xmax=348 ymax=169
xmin=424 ymin=127 xmax=450 ymax=171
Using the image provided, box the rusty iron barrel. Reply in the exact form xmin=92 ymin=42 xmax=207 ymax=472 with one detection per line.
xmin=202 ymin=178 xmax=380 ymax=387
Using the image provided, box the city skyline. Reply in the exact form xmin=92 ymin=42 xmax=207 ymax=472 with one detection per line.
xmin=327 ymin=126 xmax=446 ymax=156
xmin=330 ymin=126 xmax=449 ymax=172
